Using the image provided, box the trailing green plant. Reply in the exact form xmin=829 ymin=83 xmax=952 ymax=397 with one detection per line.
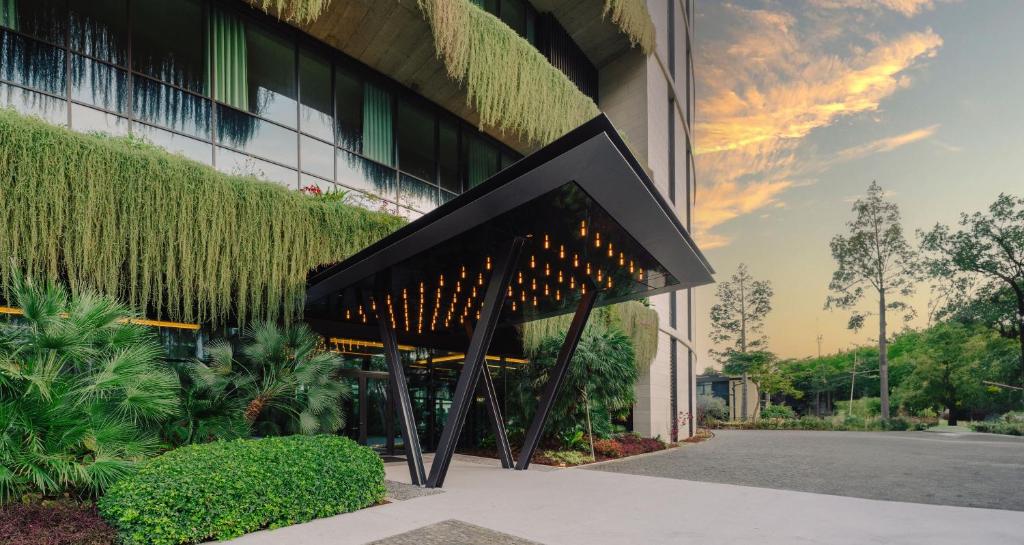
xmin=541 ymin=449 xmax=594 ymax=466
xmin=416 ymin=0 xmax=601 ymax=148
xmin=520 ymin=301 xmax=658 ymax=370
xmin=248 ymin=0 xmax=332 ymax=24
xmin=0 ymin=275 xmax=179 ymax=504
xmin=99 ymin=435 xmax=385 ymax=545
xmin=602 ymin=0 xmax=656 ymax=55
xmin=510 ymin=325 xmax=637 ymax=448
xmin=0 ymin=109 xmax=405 ymax=327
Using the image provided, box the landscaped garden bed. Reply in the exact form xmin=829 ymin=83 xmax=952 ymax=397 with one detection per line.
xmin=0 ymin=499 xmax=117 ymax=545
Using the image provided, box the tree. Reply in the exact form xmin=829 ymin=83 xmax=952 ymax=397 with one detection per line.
xmin=709 ymin=263 xmax=773 ymax=419
xmin=709 ymin=263 xmax=774 ymax=360
xmin=0 ymin=276 xmax=179 ymax=503
xmin=921 ymin=193 xmax=1024 ymax=393
xmin=826 ymin=181 xmax=919 ymax=420
xmin=723 ymin=351 xmax=800 ymax=408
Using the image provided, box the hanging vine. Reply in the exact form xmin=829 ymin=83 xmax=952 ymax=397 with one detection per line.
xmin=249 ymin=0 xmax=333 ymax=24
xmin=0 ymin=109 xmax=404 ymax=326
xmin=520 ymin=301 xmax=659 ymax=370
xmin=416 ymin=0 xmax=601 ymax=148
xmin=602 ymin=0 xmax=656 ymax=55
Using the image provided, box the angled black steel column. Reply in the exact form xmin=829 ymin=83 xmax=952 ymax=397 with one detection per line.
xmin=516 ymin=288 xmax=599 ymax=470
xmin=479 ymin=363 xmax=514 ymax=468
xmin=426 ymin=237 xmax=524 ymax=488
xmin=374 ymin=283 xmax=427 ymax=486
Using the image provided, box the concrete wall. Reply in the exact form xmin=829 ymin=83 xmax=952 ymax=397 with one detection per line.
xmin=599 ymin=0 xmax=698 ymax=440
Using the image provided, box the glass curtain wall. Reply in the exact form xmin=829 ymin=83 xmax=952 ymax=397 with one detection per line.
xmin=0 ymin=0 xmax=519 ymax=219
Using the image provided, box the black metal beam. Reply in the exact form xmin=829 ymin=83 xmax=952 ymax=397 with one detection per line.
xmin=426 ymin=237 xmax=525 ymax=488
xmin=479 ymin=363 xmax=514 ymax=468
xmin=516 ymin=287 xmax=599 ymax=470
xmin=374 ymin=284 xmax=427 ymax=486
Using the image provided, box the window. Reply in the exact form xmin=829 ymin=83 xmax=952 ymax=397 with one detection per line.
xmin=438 ymin=118 xmax=460 ymax=193
xmin=131 ymin=0 xmax=206 ymax=94
xmin=0 ymin=30 xmax=65 ymax=95
xmin=337 ymin=148 xmax=396 ymax=200
xmin=71 ymin=55 xmax=128 ymax=113
xmin=335 ymin=63 xmax=362 ymax=153
xmin=132 ymin=76 xmax=211 ymax=138
xmin=71 ymin=0 xmax=128 ymax=66
xmin=463 ymin=131 xmax=498 ymax=188
xmin=217 ymin=107 xmax=297 ymax=167
xmin=398 ymin=98 xmax=435 ymax=183
xmin=243 ymin=19 xmax=296 ymax=127
xmin=300 ymin=134 xmax=333 ymax=180
xmin=216 ymin=146 xmax=296 ymax=188
xmin=299 ymin=48 xmax=332 ymax=142
xmin=362 ymin=81 xmax=393 ymax=166
xmin=0 ymin=82 xmax=66 ymax=125
xmin=500 ymin=0 xmax=526 ymax=36
xmin=399 ymin=174 xmax=438 ymax=213
xmin=135 ymin=123 xmax=212 ymax=165
xmin=71 ymin=103 xmax=127 ymax=136
xmin=0 ymin=0 xmax=65 ymax=44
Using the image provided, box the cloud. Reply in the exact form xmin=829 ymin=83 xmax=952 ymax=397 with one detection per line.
xmin=830 ymin=124 xmax=940 ymax=164
xmin=692 ymin=4 xmax=944 ymax=249
xmin=809 ymin=0 xmax=945 ymax=17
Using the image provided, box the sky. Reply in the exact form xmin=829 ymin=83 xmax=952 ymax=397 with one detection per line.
xmin=691 ymin=0 xmax=1024 ymax=366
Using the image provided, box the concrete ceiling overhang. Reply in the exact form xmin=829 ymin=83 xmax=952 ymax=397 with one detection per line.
xmin=529 ymin=0 xmax=642 ymax=68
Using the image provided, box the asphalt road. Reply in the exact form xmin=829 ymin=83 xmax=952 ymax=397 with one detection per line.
xmin=587 ymin=429 xmax=1024 ymax=511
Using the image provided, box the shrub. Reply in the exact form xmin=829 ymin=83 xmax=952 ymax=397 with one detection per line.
xmin=760 ymin=404 xmax=796 ymax=420
xmin=593 ymin=439 xmax=624 ymax=458
xmin=99 ymin=435 xmax=385 ymax=545
xmin=615 ymin=433 xmax=667 ymax=456
xmin=0 ymin=499 xmax=117 ymax=545
xmin=972 ymin=420 xmax=1024 ymax=436
xmin=542 ymin=450 xmax=594 ymax=466
xmin=696 ymin=394 xmax=727 ymax=425
xmin=0 ymin=277 xmax=179 ymax=503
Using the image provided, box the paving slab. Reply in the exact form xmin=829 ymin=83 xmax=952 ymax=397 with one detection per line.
xmin=365 ymin=520 xmax=545 ymax=545
xmin=587 ymin=429 xmax=1024 ymax=510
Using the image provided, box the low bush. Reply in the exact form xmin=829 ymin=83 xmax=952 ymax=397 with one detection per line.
xmin=541 ymin=450 xmax=594 ymax=466
xmin=760 ymin=404 xmax=796 ymax=420
xmin=697 ymin=394 xmax=728 ymax=425
xmin=99 ymin=435 xmax=385 ymax=545
xmin=0 ymin=499 xmax=116 ymax=545
xmin=719 ymin=414 xmax=930 ymax=432
xmin=973 ymin=419 xmax=1024 ymax=436
xmin=593 ymin=438 xmax=624 ymax=458
xmin=615 ymin=433 xmax=668 ymax=456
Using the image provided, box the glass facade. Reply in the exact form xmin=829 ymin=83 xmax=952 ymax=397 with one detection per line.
xmin=0 ymin=0 xmax=520 ymax=219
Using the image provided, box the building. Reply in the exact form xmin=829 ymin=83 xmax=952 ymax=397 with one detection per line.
xmin=0 ymin=0 xmax=699 ymax=443
xmin=697 ymin=375 xmax=762 ymax=421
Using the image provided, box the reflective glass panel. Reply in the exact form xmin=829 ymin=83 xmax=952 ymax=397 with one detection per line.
xmin=135 ymin=122 xmax=212 ymax=165
xmin=71 ymin=103 xmax=128 ymax=137
xmin=0 ymin=0 xmax=64 ymax=44
xmin=244 ymin=21 xmax=296 ymax=127
xmin=336 ymin=148 xmax=396 ymax=200
xmin=217 ymin=106 xmax=297 ymax=167
xmin=0 ymin=30 xmax=65 ymax=95
xmin=463 ymin=131 xmax=498 ymax=188
xmin=335 ymin=63 xmax=362 ymax=153
xmin=399 ymin=174 xmax=438 ymax=213
xmin=71 ymin=0 xmax=128 ymax=66
xmin=132 ymin=75 xmax=211 ymax=139
xmin=71 ymin=55 xmax=128 ymax=114
xmin=300 ymin=134 xmax=333 ymax=180
xmin=132 ymin=0 xmax=206 ymax=94
xmin=398 ymin=99 xmax=436 ymax=183
xmin=215 ymin=146 xmax=297 ymax=188
xmin=438 ymin=118 xmax=460 ymax=193
xmin=500 ymin=0 xmax=526 ymax=36
xmin=299 ymin=48 xmax=332 ymax=141
xmin=0 ymin=82 xmax=66 ymax=125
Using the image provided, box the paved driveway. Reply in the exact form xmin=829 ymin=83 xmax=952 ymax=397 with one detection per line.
xmin=587 ymin=429 xmax=1024 ymax=510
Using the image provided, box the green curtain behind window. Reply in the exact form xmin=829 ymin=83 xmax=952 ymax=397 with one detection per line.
xmin=210 ymin=8 xmax=248 ymax=111
xmin=466 ymin=136 xmax=497 ymax=188
xmin=362 ymin=82 xmax=393 ymax=166
xmin=0 ymin=0 xmax=18 ymax=30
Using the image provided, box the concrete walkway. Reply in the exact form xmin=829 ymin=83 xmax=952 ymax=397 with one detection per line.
xmin=228 ymin=451 xmax=1024 ymax=545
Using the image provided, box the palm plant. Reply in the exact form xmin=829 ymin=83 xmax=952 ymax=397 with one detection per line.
xmin=236 ymin=322 xmax=349 ymax=436
xmin=162 ymin=342 xmax=250 ymax=446
xmin=0 ymin=276 xmax=179 ymax=503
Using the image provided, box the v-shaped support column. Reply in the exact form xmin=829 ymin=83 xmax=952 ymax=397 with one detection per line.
xmin=516 ymin=287 xmax=598 ymax=470
xmin=426 ymin=237 xmax=524 ymax=488
xmin=374 ymin=280 xmax=427 ymax=486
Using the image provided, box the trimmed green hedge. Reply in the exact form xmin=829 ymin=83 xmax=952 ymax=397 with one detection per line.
xmin=972 ymin=420 xmax=1024 ymax=436
xmin=98 ymin=435 xmax=386 ymax=545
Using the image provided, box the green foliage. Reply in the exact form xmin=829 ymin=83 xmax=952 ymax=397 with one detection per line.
xmin=834 ymin=397 xmax=881 ymax=419
xmin=760 ymin=404 xmax=796 ymax=420
xmin=520 ymin=301 xmax=658 ymax=370
xmin=921 ymin=193 xmax=1024 ymax=390
xmin=724 ymin=350 xmax=800 ymax=404
xmin=972 ymin=412 xmax=1024 ymax=436
xmin=892 ymin=323 xmax=1019 ymax=424
xmin=416 ymin=0 xmax=600 ymax=148
xmin=602 ymin=0 xmax=656 ymax=54
xmin=510 ymin=325 xmax=637 ymax=443
xmin=0 ymin=276 xmax=179 ymax=503
xmin=249 ymin=0 xmax=331 ymax=24
xmin=162 ymin=322 xmax=350 ymax=446
xmin=0 ymin=108 xmax=404 ymax=327
xmin=696 ymin=394 xmax=727 ymax=425
xmin=709 ymin=263 xmax=774 ymax=362
xmin=542 ymin=450 xmax=594 ymax=466
xmin=99 ymin=435 xmax=384 ymax=545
